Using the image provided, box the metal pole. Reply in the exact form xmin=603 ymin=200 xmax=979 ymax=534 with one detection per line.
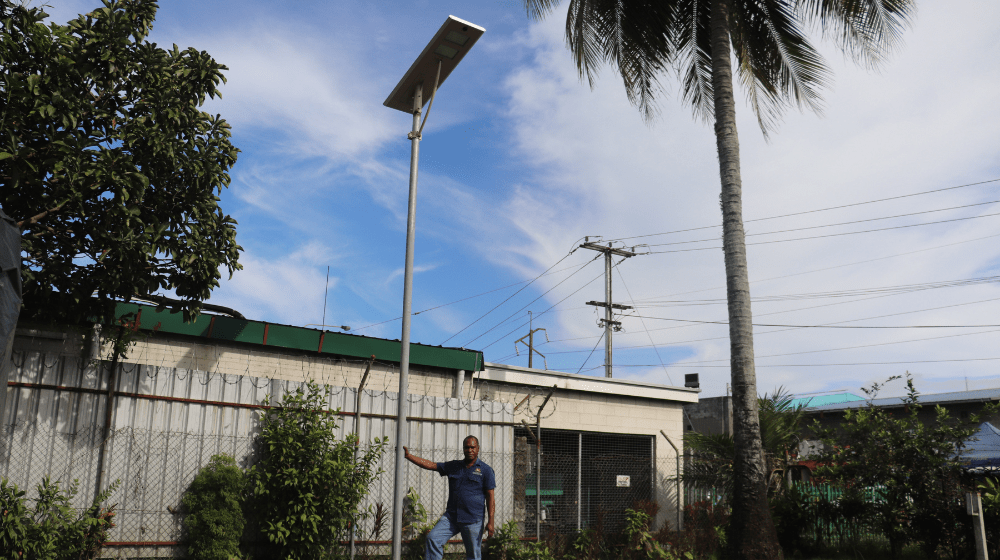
xmin=351 ymin=358 xmax=374 ymax=560
xmin=528 ymin=312 xmax=533 ymax=369
xmin=536 ymin=413 xmax=542 ymax=541
xmin=660 ymin=430 xmax=682 ymax=532
xmin=391 ymin=83 xmax=422 ymax=560
xmin=604 ymin=248 xmax=612 ymax=378
xmin=577 ymin=432 xmax=582 ymax=532
xmin=534 ymin=387 xmax=555 ymax=541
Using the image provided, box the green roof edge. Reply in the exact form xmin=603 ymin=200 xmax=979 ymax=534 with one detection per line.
xmin=111 ymin=303 xmax=485 ymax=371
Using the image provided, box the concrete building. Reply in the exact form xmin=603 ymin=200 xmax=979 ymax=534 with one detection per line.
xmin=5 ymin=302 xmax=696 ymax=554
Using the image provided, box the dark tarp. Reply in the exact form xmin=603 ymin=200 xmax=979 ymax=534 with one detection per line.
xmin=0 ymin=208 xmax=21 ymax=424
xmin=959 ymin=422 xmax=1000 ymax=469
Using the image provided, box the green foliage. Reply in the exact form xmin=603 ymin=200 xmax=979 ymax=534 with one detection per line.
xmin=622 ymin=508 xmax=681 ymax=560
xmin=814 ymin=374 xmax=994 ymax=559
xmin=402 ymin=486 xmax=429 ymax=539
xmin=683 ymin=388 xmax=807 ymax=497
xmin=181 ymin=454 xmax=246 ymax=560
xmin=248 ymin=380 xmax=385 ymax=560
xmin=484 ymin=521 xmax=558 ymax=560
xmin=0 ymin=0 xmax=241 ymax=324
xmin=0 ymin=476 xmax=118 ymax=560
xmin=400 ymin=488 xmax=432 ymax=560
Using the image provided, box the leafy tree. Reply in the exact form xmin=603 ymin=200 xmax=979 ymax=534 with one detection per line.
xmin=182 ymin=454 xmax=246 ymax=560
xmin=518 ymin=0 xmax=915 ymax=556
xmin=0 ymin=0 xmax=241 ymax=324
xmin=814 ymin=374 xmax=994 ymax=559
xmin=248 ymin=380 xmax=385 ymax=560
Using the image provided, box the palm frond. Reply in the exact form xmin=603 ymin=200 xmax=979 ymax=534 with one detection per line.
xmin=801 ymin=0 xmax=915 ymax=70
xmin=524 ymin=0 xmax=562 ymax=21
xmin=671 ymin=0 xmax=714 ymax=122
xmin=729 ymin=0 xmax=830 ymax=135
xmin=564 ymin=0 xmax=675 ymax=122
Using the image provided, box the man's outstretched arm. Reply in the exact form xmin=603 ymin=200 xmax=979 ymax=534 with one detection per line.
xmin=403 ymin=446 xmax=438 ymax=471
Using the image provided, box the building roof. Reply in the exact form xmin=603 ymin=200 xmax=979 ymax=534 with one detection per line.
xmin=790 ymin=392 xmax=864 ymax=409
xmin=112 ymin=302 xmax=485 ymax=372
xmin=959 ymin=422 xmax=1000 ymax=468
xmin=804 ymin=387 xmax=1000 ymax=412
xmin=483 ymin=362 xmax=699 ymax=403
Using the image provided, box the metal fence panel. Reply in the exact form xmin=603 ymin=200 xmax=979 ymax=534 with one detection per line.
xmin=2 ymin=350 xmax=514 ymax=558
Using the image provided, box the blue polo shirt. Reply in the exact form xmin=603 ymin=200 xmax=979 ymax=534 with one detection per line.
xmin=436 ymin=458 xmax=495 ymax=524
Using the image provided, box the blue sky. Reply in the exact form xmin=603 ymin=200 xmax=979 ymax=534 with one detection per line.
xmin=43 ymin=0 xmax=1000 ymax=398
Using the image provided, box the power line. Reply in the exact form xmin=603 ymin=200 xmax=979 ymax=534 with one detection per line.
xmin=662 ymin=328 xmax=1000 ymax=365
xmin=460 ymin=255 xmax=600 ymax=347
xmin=610 ymin=357 xmax=1000 ymax=368
xmin=615 ymin=265 xmax=673 ymax=384
xmin=606 ymin=177 xmax=1000 ymax=243
xmin=646 ymin=211 xmax=1000 ymax=253
xmin=442 ymin=249 xmax=584 ymax=345
xmin=632 ymin=275 xmax=1000 ymax=306
xmin=352 ymin=261 xmax=592 ymax=332
xmin=643 ymin=199 xmax=1000 ymax=248
xmin=479 ymin=258 xmax=628 ymax=351
xmin=575 ymin=330 xmax=605 ymax=374
xmin=628 ymin=315 xmax=1000 ymax=329
xmin=541 ymin=326 xmax=1000 ymax=357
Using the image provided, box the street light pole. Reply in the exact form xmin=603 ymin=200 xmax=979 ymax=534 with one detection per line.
xmin=383 ymin=17 xmax=485 ymax=560
xmin=390 ymin=81 xmax=422 ymax=560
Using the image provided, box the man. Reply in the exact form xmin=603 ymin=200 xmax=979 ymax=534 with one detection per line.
xmin=403 ymin=435 xmax=496 ymax=560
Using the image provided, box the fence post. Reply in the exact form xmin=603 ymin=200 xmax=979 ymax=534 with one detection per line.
xmin=659 ymin=430 xmax=682 ymax=532
xmin=966 ymin=492 xmax=989 ymax=560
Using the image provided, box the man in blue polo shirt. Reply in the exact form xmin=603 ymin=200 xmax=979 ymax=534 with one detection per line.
xmin=403 ymin=435 xmax=496 ymax=560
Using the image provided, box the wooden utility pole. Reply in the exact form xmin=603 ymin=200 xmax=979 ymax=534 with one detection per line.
xmin=515 ymin=311 xmax=548 ymax=369
xmin=580 ymin=240 xmax=635 ymax=377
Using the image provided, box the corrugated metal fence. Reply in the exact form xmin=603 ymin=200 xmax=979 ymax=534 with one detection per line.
xmin=2 ymin=350 xmax=514 ymax=558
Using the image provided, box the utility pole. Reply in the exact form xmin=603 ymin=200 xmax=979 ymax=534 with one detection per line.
xmin=580 ymin=239 xmax=635 ymax=378
xmin=515 ymin=312 xmax=549 ymax=369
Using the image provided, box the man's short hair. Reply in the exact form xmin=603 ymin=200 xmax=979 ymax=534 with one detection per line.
xmin=463 ymin=435 xmax=479 ymax=446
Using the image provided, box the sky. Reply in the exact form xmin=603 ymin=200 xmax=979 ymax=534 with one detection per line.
xmin=41 ymin=0 xmax=1000 ymax=400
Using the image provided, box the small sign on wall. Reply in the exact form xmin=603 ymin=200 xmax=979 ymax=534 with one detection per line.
xmin=616 ymin=475 xmax=630 ymax=487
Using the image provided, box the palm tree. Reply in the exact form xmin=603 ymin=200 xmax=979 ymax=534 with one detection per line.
xmin=684 ymin=388 xmax=809 ymax=497
xmin=520 ymin=1 xmax=914 ymax=557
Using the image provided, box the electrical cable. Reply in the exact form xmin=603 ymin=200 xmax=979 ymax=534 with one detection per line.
xmin=662 ymin=328 xmax=1000 ymax=365
xmin=441 ymin=248 xmax=581 ymax=345
xmin=352 ymin=260 xmax=588 ymax=332
xmin=460 ymin=255 xmax=599 ymax=347
xmin=643 ymin=199 xmax=1000 ymax=248
xmin=610 ymin=356 xmax=1000 ymax=368
xmin=479 ymin=259 xmax=627 ymax=351
xmin=640 ymin=231 xmax=1000 ymax=299
xmin=627 ymin=315 xmax=1000 ymax=329
xmin=632 ymin=275 xmax=1000 ymax=306
xmin=606 ymin=177 xmax=1000 ymax=243
xmin=646 ymin=211 xmax=1000 ymax=253
xmin=575 ymin=330 xmax=605 ymax=374
xmin=615 ymin=265 xmax=673 ymax=384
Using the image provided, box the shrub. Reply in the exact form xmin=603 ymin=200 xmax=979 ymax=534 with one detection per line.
xmin=248 ymin=380 xmax=385 ymax=559
xmin=182 ymin=454 xmax=246 ymax=560
xmin=0 ymin=476 xmax=118 ymax=560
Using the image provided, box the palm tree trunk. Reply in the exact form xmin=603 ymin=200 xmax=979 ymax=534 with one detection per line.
xmin=709 ymin=0 xmax=782 ymax=558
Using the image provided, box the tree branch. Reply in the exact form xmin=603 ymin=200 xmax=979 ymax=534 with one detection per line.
xmin=17 ymin=201 xmax=67 ymax=229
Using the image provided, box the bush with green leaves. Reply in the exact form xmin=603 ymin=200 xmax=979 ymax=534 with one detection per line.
xmin=182 ymin=454 xmax=246 ymax=560
xmin=814 ymin=374 xmax=994 ymax=559
xmin=0 ymin=476 xmax=118 ymax=560
xmin=248 ymin=380 xmax=385 ymax=559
